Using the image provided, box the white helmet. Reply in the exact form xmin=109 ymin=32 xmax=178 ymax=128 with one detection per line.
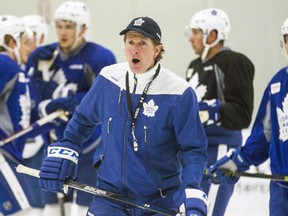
xmin=189 ymin=8 xmax=230 ymax=61
xmin=0 ymin=15 xmax=25 ymax=64
xmin=281 ymin=18 xmax=288 ymax=61
xmin=22 ymin=14 xmax=48 ymax=45
xmin=54 ymin=1 xmax=90 ymax=34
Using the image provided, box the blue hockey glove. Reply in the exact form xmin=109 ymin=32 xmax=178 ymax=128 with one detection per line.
xmin=199 ymin=99 xmax=221 ymax=126
xmin=39 ymin=141 xmax=80 ymax=193
xmin=38 ymin=97 xmax=77 ymax=124
xmin=207 ymin=148 xmax=250 ymax=184
xmin=37 ymin=80 xmax=59 ymax=100
xmin=179 ymin=188 xmax=208 ymax=216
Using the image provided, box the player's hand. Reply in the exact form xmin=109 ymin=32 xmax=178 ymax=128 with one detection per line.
xmin=199 ymin=99 xmax=221 ymax=126
xmin=38 ymin=97 xmax=77 ymax=124
xmin=37 ymin=80 xmax=59 ymax=100
xmin=207 ymin=148 xmax=250 ymax=184
xmin=39 ymin=141 xmax=80 ymax=193
xmin=179 ymin=188 xmax=208 ymax=216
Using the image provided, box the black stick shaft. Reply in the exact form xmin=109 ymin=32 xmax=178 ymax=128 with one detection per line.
xmin=234 ymin=171 xmax=288 ymax=182
xmin=16 ymin=165 xmax=179 ymax=216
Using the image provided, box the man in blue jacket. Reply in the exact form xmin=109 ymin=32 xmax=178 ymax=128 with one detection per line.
xmin=38 ymin=16 xmax=208 ymax=216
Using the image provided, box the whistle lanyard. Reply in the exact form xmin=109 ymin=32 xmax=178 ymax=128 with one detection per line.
xmin=125 ymin=64 xmax=160 ymax=151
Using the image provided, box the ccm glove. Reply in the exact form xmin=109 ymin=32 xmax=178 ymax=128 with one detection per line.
xmin=207 ymin=148 xmax=250 ymax=184
xmin=39 ymin=141 xmax=80 ymax=193
xmin=199 ymin=99 xmax=221 ymax=126
xmin=179 ymin=188 xmax=208 ymax=216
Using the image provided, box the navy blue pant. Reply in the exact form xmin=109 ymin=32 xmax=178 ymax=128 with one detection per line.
xmin=86 ymin=179 xmax=182 ymax=216
xmin=270 ymin=181 xmax=288 ymax=216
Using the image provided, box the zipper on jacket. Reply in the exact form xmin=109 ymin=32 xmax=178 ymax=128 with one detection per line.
xmin=144 ymin=126 xmax=147 ymax=143
xmin=107 ymin=117 xmax=112 ymax=134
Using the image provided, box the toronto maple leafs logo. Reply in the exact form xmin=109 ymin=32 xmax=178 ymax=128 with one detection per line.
xmin=134 ymin=18 xmax=145 ymax=26
xmin=188 ymin=72 xmax=207 ymax=102
xmin=143 ymin=99 xmax=158 ymax=117
xmin=277 ymin=93 xmax=288 ymax=142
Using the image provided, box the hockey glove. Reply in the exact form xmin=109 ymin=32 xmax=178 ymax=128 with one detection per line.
xmin=37 ymin=80 xmax=59 ymax=100
xmin=179 ymin=188 xmax=208 ymax=216
xmin=207 ymin=148 xmax=250 ymax=184
xmin=39 ymin=141 xmax=80 ymax=193
xmin=38 ymin=97 xmax=77 ymax=124
xmin=199 ymin=99 xmax=221 ymax=126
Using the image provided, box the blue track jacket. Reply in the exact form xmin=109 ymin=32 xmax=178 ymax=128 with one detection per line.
xmin=62 ymin=62 xmax=207 ymax=197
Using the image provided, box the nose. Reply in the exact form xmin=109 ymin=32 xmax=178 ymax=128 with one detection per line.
xmin=131 ymin=45 xmax=140 ymax=54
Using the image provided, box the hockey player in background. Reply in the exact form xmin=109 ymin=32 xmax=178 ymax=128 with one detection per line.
xmin=25 ymin=1 xmax=116 ymax=215
xmin=0 ymin=15 xmax=41 ymax=216
xmin=19 ymin=14 xmax=49 ymax=214
xmin=21 ymin=14 xmax=48 ymax=66
xmin=185 ymin=8 xmax=255 ymax=216
xmin=208 ymin=17 xmax=288 ymax=216
xmin=37 ymin=16 xmax=208 ymax=216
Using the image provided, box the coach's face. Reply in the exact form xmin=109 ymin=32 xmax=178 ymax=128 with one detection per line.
xmin=124 ymin=31 xmax=161 ymax=74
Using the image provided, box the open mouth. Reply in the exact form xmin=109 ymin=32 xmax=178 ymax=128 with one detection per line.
xmin=132 ymin=58 xmax=140 ymax=64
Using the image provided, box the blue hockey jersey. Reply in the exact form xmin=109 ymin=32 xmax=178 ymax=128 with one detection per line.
xmin=25 ymin=41 xmax=116 ymax=149
xmin=62 ymin=62 xmax=208 ymax=196
xmin=242 ymin=66 xmax=288 ymax=176
xmin=0 ymin=54 xmax=31 ymax=161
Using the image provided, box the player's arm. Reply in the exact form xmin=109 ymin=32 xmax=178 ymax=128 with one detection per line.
xmin=207 ymin=84 xmax=272 ymax=184
xmin=219 ymin=53 xmax=255 ymax=129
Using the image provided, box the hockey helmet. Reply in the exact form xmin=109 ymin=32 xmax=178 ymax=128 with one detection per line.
xmin=189 ymin=8 xmax=230 ymax=43
xmin=281 ymin=18 xmax=288 ymax=60
xmin=0 ymin=15 xmax=24 ymax=46
xmin=54 ymin=1 xmax=90 ymax=33
xmin=0 ymin=15 xmax=25 ymax=64
xmin=22 ymin=14 xmax=48 ymax=45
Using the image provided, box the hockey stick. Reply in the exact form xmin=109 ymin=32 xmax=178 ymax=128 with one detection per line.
xmin=16 ymin=164 xmax=180 ymax=216
xmin=205 ymin=169 xmax=288 ymax=182
xmin=0 ymin=110 xmax=69 ymax=146
xmin=230 ymin=170 xmax=288 ymax=182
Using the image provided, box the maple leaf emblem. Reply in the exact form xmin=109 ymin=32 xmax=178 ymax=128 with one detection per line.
xmin=188 ymin=73 xmax=207 ymax=102
xmin=134 ymin=18 xmax=145 ymax=26
xmin=277 ymin=94 xmax=288 ymax=142
xmin=143 ymin=99 xmax=158 ymax=117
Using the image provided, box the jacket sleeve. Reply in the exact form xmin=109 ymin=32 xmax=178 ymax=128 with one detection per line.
xmin=174 ymin=87 xmax=208 ymax=188
xmin=241 ymin=84 xmax=271 ymax=165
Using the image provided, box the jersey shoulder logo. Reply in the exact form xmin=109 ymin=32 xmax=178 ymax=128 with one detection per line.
xmin=271 ymin=82 xmax=281 ymax=94
xmin=277 ymin=93 xmax=288 ymax=142
xmin=143 ymin=99 xmax=158 ymax=117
